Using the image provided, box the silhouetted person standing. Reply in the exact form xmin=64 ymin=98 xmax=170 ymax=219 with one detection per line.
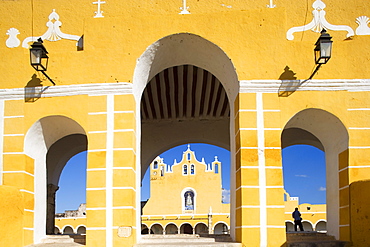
xmin=292 ymin=207 xmax=304 ymax=231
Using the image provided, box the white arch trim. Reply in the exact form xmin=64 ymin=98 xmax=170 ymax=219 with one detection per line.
xmin=194 ymin=222 xmax=208 ymax=228
xmin=54 ymin=225 xmax=61 ymax=234
xmin=314 ymin=220 xmax=327 ymax=227
xmin=24 ymin=115 xmax=86 ymax=243
xmin=76 ymin=224 xmax=86 ymax=233
xmin=212 ymin=221 xmax=230 ymax=231
xmin=149 ymin=223 xmax=164 ymax=229
xmin=164 ymin=222 xmax=178 ymax=228
xmin=314 ymin=220 xmax=327 ymax=231
xmin=283 ymin=108 xmax=348 ymax=239
xmin=133 ymin=32 xmax=239 ymax=241
xmin=132 ymin=32 xmax=239 ymax=102
xmin=62 ymin=225 xmax=75 ymax=234
xmin=179 ymin=222 xmax=194 ymax=228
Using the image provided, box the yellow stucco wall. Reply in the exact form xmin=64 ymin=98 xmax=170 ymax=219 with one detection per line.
xmin=0 ymin=186 xmax=25 ymax=247
xmin=1 ymin=0 xmax=370 ymax=246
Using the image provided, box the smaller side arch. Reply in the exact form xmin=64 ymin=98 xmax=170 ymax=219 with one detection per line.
xmin=76 ymin=225 xmax=86 ymax=235
xmin=150 ymin=223 xmax=164 ymax=235
xmin=285 ymin=221 xmax=294 ymax=232
xmin=315 ymin=220 xmax=327 ymax=232
xmin=54 ymin=226 xmax=61 ymax=234
xmin=194 ymin=222 xmax=208 ymax=234
xmin=179 ymin=222 xmax=193 ymax=234
xmin=302 ymin=220 xmax=314 ymax=231
xmin=141 ymin=223 xmax=150 ymax=234
xmin=165 ymin=222 xmax=178 ymax=234
xmin=62 ymin=225 xmax=75 ymax=234
xmin=213 ymin=221 xmax=229 ymax=234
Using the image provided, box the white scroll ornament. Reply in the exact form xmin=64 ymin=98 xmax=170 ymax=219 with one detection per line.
xmin=22 ymin=9 xmax=81 ymax=48
xmin=286 ymin=0 xmax=354 ymax=40
xmin=6 ymin=28 xmax=21 ymax=48
xmin=356 ymin=16 xmax=370 ymax=35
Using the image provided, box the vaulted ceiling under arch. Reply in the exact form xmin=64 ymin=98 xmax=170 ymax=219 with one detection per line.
xmin=141 ymin=64 xmax=230 ymax=122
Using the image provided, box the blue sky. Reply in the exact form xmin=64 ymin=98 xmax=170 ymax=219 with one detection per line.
xmin=56 ymin=144 xmax=326 ymax=213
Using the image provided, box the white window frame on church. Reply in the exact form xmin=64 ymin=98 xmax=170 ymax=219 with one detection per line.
xmin=181 ymin=187 xmax=197 ymax=212
xmin=190 ymin=164 xmax=195 ymax=175
xmin=183 ymin=164 xmax=188 ymax=175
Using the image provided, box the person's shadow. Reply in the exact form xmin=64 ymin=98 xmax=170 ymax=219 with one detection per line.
xmin=24 ymin=74 xmax=49 ymax=102
xmin=278 ymin=66 xmax=301 ymax=97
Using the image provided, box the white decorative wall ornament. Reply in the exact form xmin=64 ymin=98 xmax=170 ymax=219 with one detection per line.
xmin=286 ymin=0 xmax=354 ymax=40
xmin=267 ymin=0 xmax=276 ymax=8
xmin=6 ymin=28 xmax=21 ymax=48
xmin=93 ymin=0 xmax=105 ymax=18
xmin=355 ymin=16 xmax=370 ymax=35
xmin=179 ymin=0 xmax=190 ymax=14
xmin=22 ymin=9 xmax=81 ymax=48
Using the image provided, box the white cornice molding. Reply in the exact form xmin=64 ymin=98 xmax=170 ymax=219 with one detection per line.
xmin=0 ymin=79 xmax=369 ymax=101
xmin=240 ymin=79 xmax=370 ymax=93
xmin=0 ymin=82 xmax=133 ymax=100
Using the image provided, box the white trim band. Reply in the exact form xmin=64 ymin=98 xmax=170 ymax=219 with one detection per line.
xmin=3 ymin=171 xmax=34 ymax=176
xmin=240 ymin=79 xmax=370 ymax=93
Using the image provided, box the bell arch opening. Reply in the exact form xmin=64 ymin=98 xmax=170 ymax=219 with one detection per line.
xmin=24 ymin=115 xmax=87 ymax=243
xmin=282 ymin=108 xmax=348 ymax=239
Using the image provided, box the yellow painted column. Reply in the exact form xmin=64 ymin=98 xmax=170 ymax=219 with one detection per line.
xmin=86 ymin=93 xmax=137 ymax=247
xmin=112 ymin=94 xmax=137 ymax=246
xmin=263 ymin=94 xmax=286 ymax=246
xmin=345 ymin=99 xmax=370 ymax=243
xmin=235 ymin=93 xmax=285 ymax=247
xmin=86 ymin=95 xmax=108 ymax=246
xmin=2 ymin=99 xmax=34 ymax=246
xmin=338 ymin=149 xmax=350 ymax=241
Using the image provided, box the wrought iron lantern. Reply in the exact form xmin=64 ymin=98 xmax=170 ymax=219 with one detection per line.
xmin=29 ymin=38 xmax=55 ymax=85
xmin=314 ymin=29 xmax=333 ymax=64
xmin=30 ymin=38 xmax=49 ymax=71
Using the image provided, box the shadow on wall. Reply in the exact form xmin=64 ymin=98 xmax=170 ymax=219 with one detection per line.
xmin=24 ymin=73 xmax=50 ymax=102
xmin=350 ymin=179 xmax=370 ymax=246
xmin=278 ymin=66 xmax=302 ymax=97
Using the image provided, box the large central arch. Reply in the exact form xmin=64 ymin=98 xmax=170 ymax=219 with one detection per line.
xmin=133 ymin=33 xmax=239 ymax=241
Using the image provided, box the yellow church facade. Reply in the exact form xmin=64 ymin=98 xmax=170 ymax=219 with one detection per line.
xmin=0 ymin=0 xmax=370 ymax=246
xmin=141 ymin=146 xmax=230 ymax=236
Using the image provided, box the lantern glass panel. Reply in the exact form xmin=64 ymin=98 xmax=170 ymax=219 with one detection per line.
xmin=30 ymin=48 xmax=48 ymax=71
xmin=30 ymin=49 xmax=42 ymax=65
xmin=320 ymin=42 xmax=332 ymax=59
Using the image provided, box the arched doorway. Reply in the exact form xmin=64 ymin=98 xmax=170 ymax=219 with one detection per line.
xmin=165 ymin=223 xmax=178 ymax=234
xmin=315 ymin=221 xmax=327 ymax=232
xmin=151 ymin=224 xmax=164 ymax=235
xmin=24 ymin=116 xmax=87 ymax=242
xmin=180 ymin=223 xmax=193 ymax=234
xmin=63 ymin=226 xmax=74 ymax=234
xmin=77 ymin=225 xmax=86 ymax=235
xmin=282 ymin=108 xmax=348 ymax=239
xmin=141 ymin=224 xmax=149 ymax=234
xmin=302 ymin=221 xmax=313 ymax=231
xmin=195 ymin=223 xmax=208 ymax=234
xmin=285 ymin=221 xmax=294 ymax=232
xmin=214 ymin=222 xmax=229 ymax=234
xmin=134 ymin=32 xmax=239 ymax=240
